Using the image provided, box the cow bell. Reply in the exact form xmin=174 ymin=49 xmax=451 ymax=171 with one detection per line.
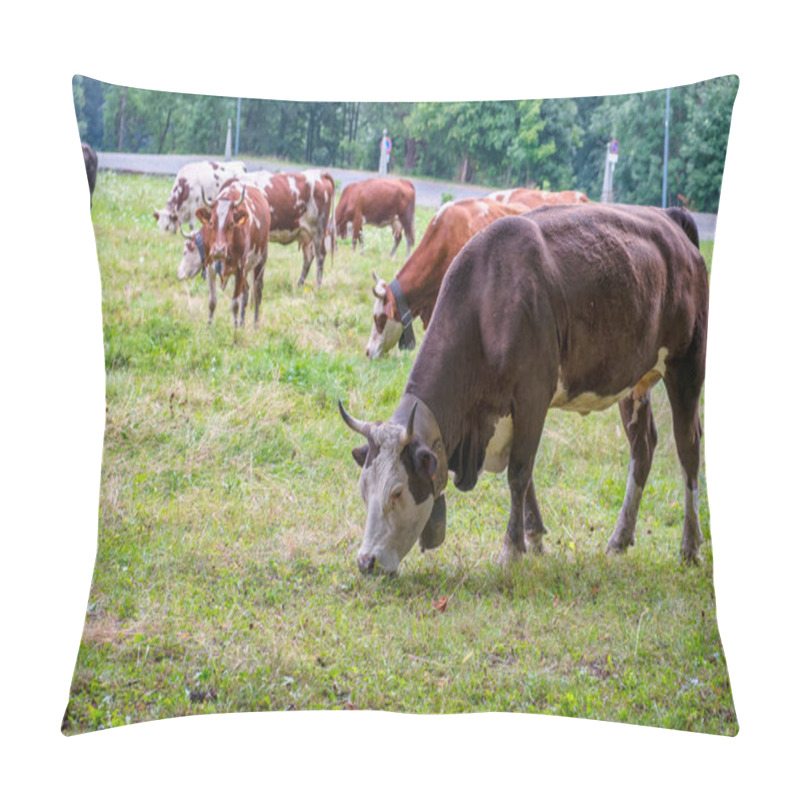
xmin=419 ymin=494 xmax=446 ymax=552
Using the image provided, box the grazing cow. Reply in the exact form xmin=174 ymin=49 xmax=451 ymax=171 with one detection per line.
xmin=367 ymin=198 xmax=526 ymax=359
xmin=250 ymin=170 xmax=335 ymax=288
xmin=82 ymin=143 xmax=98 ymax=207
xmin=340 ymin=204 xmax=708 ymax=575
xmin=154 ymin=160 xmax=247 ymax=233
xmin=486 ymin=187 xmax=589 ymax=208
xmin=335 ymin=178 xmax=415 ymax=258
xmin=194 ymin=182 xmax=270 ymax=328
xmin=176 ymin=225 xmax=225 ymax=325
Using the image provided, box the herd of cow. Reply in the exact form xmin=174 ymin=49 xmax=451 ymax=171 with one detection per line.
xmin=95 ymin=151 xmax=710 ymax=577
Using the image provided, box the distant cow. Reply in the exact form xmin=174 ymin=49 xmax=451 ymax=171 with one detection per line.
xmin=340 ymin=204 xmax=708 ymax=575
xmin=258 ymin=170 xmax=335 ymax=288
xmin=176 ymin=169 xmax=274 ymax=281
xmin=177 ymin=226 xmax=222 ymax=324
xmin=367 ymin=198 xmax=526 ymax=358
xmin=194 ymin=182 xmax=270 ymax=328
xmin=335 ymin=178 xmax=415 ymax=258
xmin=154 ymin=160 xmax=247 ymax=233
xmin=486 ymin=188 xmax=589 ymax=208
xmin=82 ymin=143 xmax=97 ymax=207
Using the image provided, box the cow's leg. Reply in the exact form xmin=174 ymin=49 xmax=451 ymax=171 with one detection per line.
xmin=352 ymin=209 xmax=363 ymax=253
xmin=314 ymin=231 xmax=326 ymax=289
xmin=500 ymin=399 xmax=549 ymax=565
xmin=606 ymin=392 xmax=658 ymax=554
xmin=231 ymin=274 xmax=248 ymax=329
xmin=524 ymin=480 xmax=547 ymax=554
xmin=664 ymin=356 xmax=705 ymax=564
xmin=253 ymin=261 xmax=265 ymax=327
xmin=389 ymin=218 xmax=402 ymax=259
xmin=297 ymin=237 xmax=314 ymax=287
xmin=404 ymin=224 xmax=414 ymax=258
xmin=207 ymin=270 xmax=217 ymax=324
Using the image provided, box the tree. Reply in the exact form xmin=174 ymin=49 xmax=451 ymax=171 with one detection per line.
xmin=681 ymin=76 xmax=739 ymax=212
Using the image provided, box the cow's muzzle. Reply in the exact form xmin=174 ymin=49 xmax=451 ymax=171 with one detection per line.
xmin=357 ymin=554 xmax=376 ymax=575
xmin=357 ymin=554 xmax=396 ymax=577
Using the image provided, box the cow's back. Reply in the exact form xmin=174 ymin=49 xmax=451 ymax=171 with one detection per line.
xmin=407 ymin=204 xmax=708 ymax=485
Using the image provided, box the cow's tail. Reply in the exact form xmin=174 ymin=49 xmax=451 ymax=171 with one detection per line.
xmin=665 ymin=207 xmax=700 ymax=249
xmin=322 ymin=171 xmax=336 ymax=270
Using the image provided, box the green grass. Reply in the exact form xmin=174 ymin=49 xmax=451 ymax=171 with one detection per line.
xmin=63 ymin=172 xmax=736 ymax=735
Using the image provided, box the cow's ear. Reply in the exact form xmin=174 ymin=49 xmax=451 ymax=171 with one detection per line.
xmin=413 ymin=446 xmax=438 ymax=483
xmin=234 ymin=208 xmax=248 ymax=226
xmin=196 ymin=207 xmax=211 ymax=225
xmin=352 ymin=445 xmax=368 ymax=468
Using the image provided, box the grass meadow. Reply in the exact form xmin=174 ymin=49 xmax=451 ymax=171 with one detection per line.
xmin=62 ymin=171 xmax=736 ymax=736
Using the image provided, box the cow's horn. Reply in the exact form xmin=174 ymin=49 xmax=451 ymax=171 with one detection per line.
xmin=372 ymin=271 xmax=386 ymax=300
xmin=179 ymin=224 xmax=193 ymax=240
xmin=402 ymin=402 xmax=418 ymax=446
xmin=234 ymin=185 xmax=247 ymax=207
xmin=201 ymin=187 xmax=213 ymax=207
xmin=338 ymin=400 xmax=371 ymax=438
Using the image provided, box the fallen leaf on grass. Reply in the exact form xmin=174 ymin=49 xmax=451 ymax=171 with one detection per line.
xmin=432 ymin=596 xmax=448 ymax=613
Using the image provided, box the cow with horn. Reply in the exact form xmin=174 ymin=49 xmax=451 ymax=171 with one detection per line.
xmin=194 ymin=181 xmax=271 ymax=328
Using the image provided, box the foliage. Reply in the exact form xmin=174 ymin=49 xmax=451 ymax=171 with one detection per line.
xmin=74 ymin=76 xmax=737 ymax=211
xmin=63 ymin=173 xmax=736 ymax=736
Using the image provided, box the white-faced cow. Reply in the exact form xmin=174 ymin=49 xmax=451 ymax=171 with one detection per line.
xmin=256 ymin=170 xmax=335 ymax=288
xmin=335 ymin=178 xmax=415 ymax=258
xmin=367 ymin=198 xmax=526 ymax=359
xmin=194 ymin=181 xmax=270 ymax=328
xmin=486 ymin=188 xmax=589 ymax=209
xmin=154 ymin=160 xmax=247 ymax=233
xmin=177 ymin=225 xmax=223 ymax=324
xmin=341 ymin=203 xmax=708 ymax=575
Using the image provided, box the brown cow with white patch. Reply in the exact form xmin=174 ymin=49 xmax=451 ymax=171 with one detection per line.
xmin=154 ymin=160 xmax=247 ymax=233
xmin=486 ymin=187 xmax=589 ymax=208
xmin=335 ymin=178 xmax=415 ymax=258
xmin=194 ymin=181 xmax=270 ymax=328
xmin=367 ymin=198 xmax=526 ymax=358
xmin=341 ymin=204 xmax=708 ymax=575
xmin=259 ymin=170 xmax=335 ymax=288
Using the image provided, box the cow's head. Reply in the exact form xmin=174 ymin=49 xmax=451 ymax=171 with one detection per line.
xmin=366 ymin=272 xmax=403 ymax=359
xmin=194 ymin=185 xmax=249 ymax=280
xmin=154 ymin=206 xmax=180 ymax=234
xmin=339 ymin=400 xmax=446 ymax=575
xmin=177 ymin=226 xmax=205 ymax=280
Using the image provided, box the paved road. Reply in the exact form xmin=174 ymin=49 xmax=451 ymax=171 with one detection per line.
xmin=96 ymin=152 xmax=716 ymax=240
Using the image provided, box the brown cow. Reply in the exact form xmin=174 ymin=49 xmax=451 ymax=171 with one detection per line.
xmin=258 ymin=170 xmax=335 ymax=288
xmin=486 ymin=188 xmax=589 ymax=208
xmin=367 ymin=198 xmax=526 ymax=358
xmin=335 ymin=178 xmax=415 ymax=258
xmin=340 ymin=204 xmax=708 ymax=575
xmin=195 ymin=182 xmax=270 ymax=328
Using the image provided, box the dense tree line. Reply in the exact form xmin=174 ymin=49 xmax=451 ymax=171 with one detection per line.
xmin=73 ymin=75 xmax=737 ymax=212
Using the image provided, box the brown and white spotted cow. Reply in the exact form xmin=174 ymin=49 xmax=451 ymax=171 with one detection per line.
xmin=486 ymin=187 xmax=589 ymax=209
xmin=367 ymin=198 xmax=526 ymax=358
xmin=154 ymin=160 xmax=247 ymax=233
xmin=194 ymin=181 xmax=270 ymax=328
xmin=257 ymin=170 xmax=335 ymax=288
xmin=341 ymin=204 xmax=708 ymax=575
xmin=334 ymin=178 xmax=416 ymax=258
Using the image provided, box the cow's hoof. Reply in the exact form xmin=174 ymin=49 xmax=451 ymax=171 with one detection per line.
xmin=525 ymin=531 xmax=545 ymax=555
xmin=680 ymin=548 xmax=702 ymax=566
xmin=497 ymin=541 xmax=525 ymax=566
